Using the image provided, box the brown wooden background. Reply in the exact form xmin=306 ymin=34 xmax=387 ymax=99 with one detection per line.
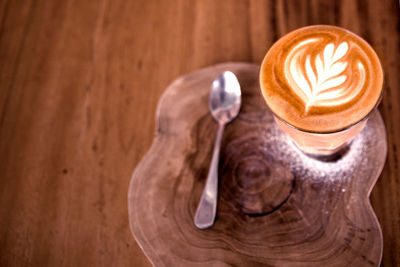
xmin=0 ymin=0 xmax=398 ymax=266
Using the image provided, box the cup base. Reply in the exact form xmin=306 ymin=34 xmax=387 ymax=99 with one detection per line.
xmin=274 ymin=116 xmax=367 ymax=159
xmin=296 ymin=141 xmax=352 ymax=162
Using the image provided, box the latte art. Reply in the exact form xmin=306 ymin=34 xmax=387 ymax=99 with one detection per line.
xmin=286 ymin=40 xmax=365 ymax=112
xmin=260 ymin=25 xmax=383 ymax=132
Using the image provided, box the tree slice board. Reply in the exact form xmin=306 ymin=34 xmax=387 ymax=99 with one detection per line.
xmin=128 ymin=63 xmax=387 ymax=267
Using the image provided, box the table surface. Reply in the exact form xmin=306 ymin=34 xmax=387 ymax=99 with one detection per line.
xmin=0 ymin=0 xmax=398 ymax=266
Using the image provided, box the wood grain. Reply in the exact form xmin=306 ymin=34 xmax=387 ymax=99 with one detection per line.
xmin=0 ymin=0 xmax=398 ymax=266
xmin=129 ymin=62 xmax=387 ymax=266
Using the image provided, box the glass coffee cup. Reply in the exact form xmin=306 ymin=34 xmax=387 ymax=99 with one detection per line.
xmin=260 ymin=25 xmax=383 ymax=156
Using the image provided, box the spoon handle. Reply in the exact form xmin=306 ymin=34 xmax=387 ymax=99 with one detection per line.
xmin=194 ymin=123 xmax=225 ymax=229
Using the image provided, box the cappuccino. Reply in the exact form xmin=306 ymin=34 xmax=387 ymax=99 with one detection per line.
xmin=260 ymin=25 xmax=383 ymax=133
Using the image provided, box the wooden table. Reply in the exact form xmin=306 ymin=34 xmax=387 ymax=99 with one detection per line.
xmin=0 ymin=0 xmax=398 ymax=266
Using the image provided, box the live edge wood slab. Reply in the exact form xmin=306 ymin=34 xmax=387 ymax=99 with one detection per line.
xmin=128 ymin=63 xmax=387 ymax=266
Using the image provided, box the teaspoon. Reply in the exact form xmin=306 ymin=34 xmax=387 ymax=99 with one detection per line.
xmin=194 ymin=71 xmax=241 ymax=229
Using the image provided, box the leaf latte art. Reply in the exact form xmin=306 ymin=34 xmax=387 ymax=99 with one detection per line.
xmin=285 ymin=40 xmax=365 ymax=112
xmin=260 ymin=25 xmax=383 ymax=132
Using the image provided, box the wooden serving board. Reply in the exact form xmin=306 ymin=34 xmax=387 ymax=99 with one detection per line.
xmin=128 ymin=63 xmax=387 ymax=266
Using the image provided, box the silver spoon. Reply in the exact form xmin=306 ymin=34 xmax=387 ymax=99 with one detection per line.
xmin=194 ymin=71 xmax=241 ymax=229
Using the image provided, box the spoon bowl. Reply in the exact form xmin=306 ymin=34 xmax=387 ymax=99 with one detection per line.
xmin=210 ymin=71 xmax=242 ymax=123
